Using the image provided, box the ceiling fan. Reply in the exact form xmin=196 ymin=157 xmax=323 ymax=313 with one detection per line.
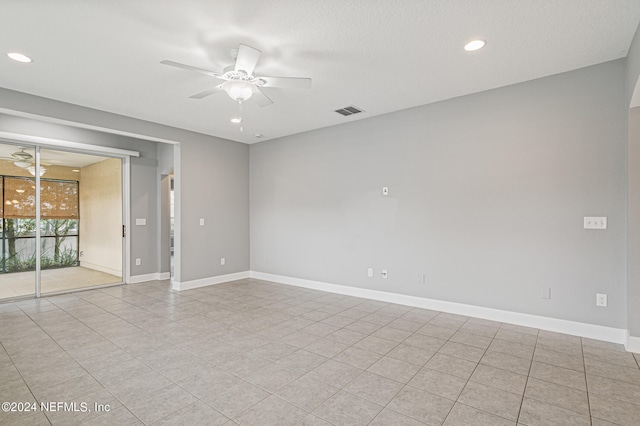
xmin=160 ymin=44 xmax=312 ymax=107
xmin=0 ymin=148 xmax=48 ymax=176
xmin=7 ymin=148 xmax=34 ymax=168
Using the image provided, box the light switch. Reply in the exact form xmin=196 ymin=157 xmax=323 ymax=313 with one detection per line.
xmin=135 ymin=218 xmax=146 ymax=226
xmin=382 ymin=187 xmax=389 ymax=196
xmin=584 ymin=217 xmax=607 ymax=230
xmin=199 ymin=218 xmax=205 ymax=226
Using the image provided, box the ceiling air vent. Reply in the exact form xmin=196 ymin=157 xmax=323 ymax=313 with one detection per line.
xmin=335 ymin=105 xmax=364 ymax=116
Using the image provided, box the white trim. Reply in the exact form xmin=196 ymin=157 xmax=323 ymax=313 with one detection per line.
xmin=128 ymin=272 xmax=171 ymax=284
xmin=35 ymin=147 xmax=41 ymax=297
xmin=0 ymin=108 xmax=180 ymax=145
xmin=626 ymin=332 xmax=640 ymax=353
xmin=173 ymin=144 xmax=181 ymax=282
xmin=123 ymin=156 xmax=131 ymax=286
xmin=0 ymin=131 xmax=140 ymax=157
xmin=250 ymin=271 xmax=628 ymax=345
xmin=80 ymin=261 xmax=122 ymax=277
xmin=172 ymin=271 xmax=250 ymax=291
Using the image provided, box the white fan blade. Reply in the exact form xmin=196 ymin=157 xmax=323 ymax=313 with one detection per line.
xmin=161 ymin=60 xmax=223 ymax=78
xmin=253 ymin=88 xmax=274 ymax=107
xmin=259 ymin=76 xmax=312 ymax=90
xmin=189 ymin=86 xmax=223 ymax=99
xmin=235 ymin=44 xmax=261 ymax=75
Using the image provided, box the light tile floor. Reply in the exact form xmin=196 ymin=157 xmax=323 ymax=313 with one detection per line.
xmin=0 ymin=267 xmax=122 ymax=299
xmin=0 ymin=278 xmax=639 ymax=425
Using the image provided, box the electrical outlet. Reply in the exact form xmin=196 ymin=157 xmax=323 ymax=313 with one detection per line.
xmin=381 ymin=269 xmax=388 ymax=278
xmin=596 ymin=293 xmax=608 ymax=307
xmin=367 ymin=268 xmax=373 ymax=277
xmin=135 ymin=258 xmax=141 ymax=266
xmin=220 ymin=257 xmax=225 ymax=266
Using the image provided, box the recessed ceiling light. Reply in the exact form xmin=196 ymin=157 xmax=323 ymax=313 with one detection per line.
xmin=7 ymin=52 xmax=33 ymax=63
xmin=464 ymin=39 xmax=486 ymax=52
xmin=72 ymin=169 xmax=80 ymax=173
xmin=254 ymin=133 xmax=263 ymax=139
xmin=230 ymin=117 xmax=242 ymax=124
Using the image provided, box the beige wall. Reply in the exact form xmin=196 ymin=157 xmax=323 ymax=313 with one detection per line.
xmin=79 ymin=158 xmax=122 ymax=276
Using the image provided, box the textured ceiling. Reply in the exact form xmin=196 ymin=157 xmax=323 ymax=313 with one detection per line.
xmin=1 ymin=1 xmax=639 ymax=144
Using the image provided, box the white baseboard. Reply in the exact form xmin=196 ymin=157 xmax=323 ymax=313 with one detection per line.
xmin=172 ymin=271 xmax=250 ymax=291
xmin=250 ymin=271 xmax=628 ymax=346
xmin=626 ymin=332 xmax=640 ymax=353
xmin=80 ymin=261 xmax=121 ymax=277
xmin=129 ymin=272 xmax=171 ymax=284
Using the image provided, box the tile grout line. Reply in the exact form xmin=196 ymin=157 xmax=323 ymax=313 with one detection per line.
xmin=0 ymin=337 xmax=52 ymax=425
xmin=439 ymin=316 xmax=489 ymax=425
xmin=580 ymin=337 xmax=594 ymax=426
xmin=515 ymin=328 xmax=539 ymax=425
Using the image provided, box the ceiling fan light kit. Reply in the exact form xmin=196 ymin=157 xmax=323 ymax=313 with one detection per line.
xmin=27 ymin=165 xmax=46 ymax=177
xmin=13 ymin=160 xmax=32 ymax=168
xmin=1 ymin=148 xmax=47 ymax=176
xmin=222 ymin=80 xmax=254 ymax=101
xmin=161 ymin=43 xmax=312 ymax=109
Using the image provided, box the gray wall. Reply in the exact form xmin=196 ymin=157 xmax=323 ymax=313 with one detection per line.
xmin=629 ymin=108 xmax=640 ymax=337
xmin=250 ymin=60 xmax=628 ymax=328
xmin=626 ymin=23 xmax=640 ymax=105
xmin=0 ymin=87 xmax=250 ymax=283
xmin=626 ymin=25 xmax=640 ymax=338
xmin=180 ymin=138 xmax=249 ymax=282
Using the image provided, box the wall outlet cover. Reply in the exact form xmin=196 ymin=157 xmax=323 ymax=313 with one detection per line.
xmin=596 ymin=293 xmax=608 ymax=307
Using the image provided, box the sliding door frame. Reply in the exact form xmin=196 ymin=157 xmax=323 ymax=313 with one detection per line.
xmin=0 ymin=131 xmax=139 ymax=299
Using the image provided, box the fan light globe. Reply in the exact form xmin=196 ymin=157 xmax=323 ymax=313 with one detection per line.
xmin=222 ymin=80 xmax=254 ymax=101
xmin=27 ymin=166 xmax=46 ymax=177
xmin=13 ymin=161 xmax=32 ymax=168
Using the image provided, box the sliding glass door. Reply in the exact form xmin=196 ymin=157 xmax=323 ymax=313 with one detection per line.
xmin=0 ymin=144 xmax=36 ymax=299
xmin=0 ymin=143 xmax=124 ymax=300
xmin=39 ymin=148 xmax=123 ymax=295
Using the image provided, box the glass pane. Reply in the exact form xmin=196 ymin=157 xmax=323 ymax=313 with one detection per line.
xmin=40 ymin=149 xmax=123 ymax=294
xmin=0 ymin=144 xmax=36 ymax=299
